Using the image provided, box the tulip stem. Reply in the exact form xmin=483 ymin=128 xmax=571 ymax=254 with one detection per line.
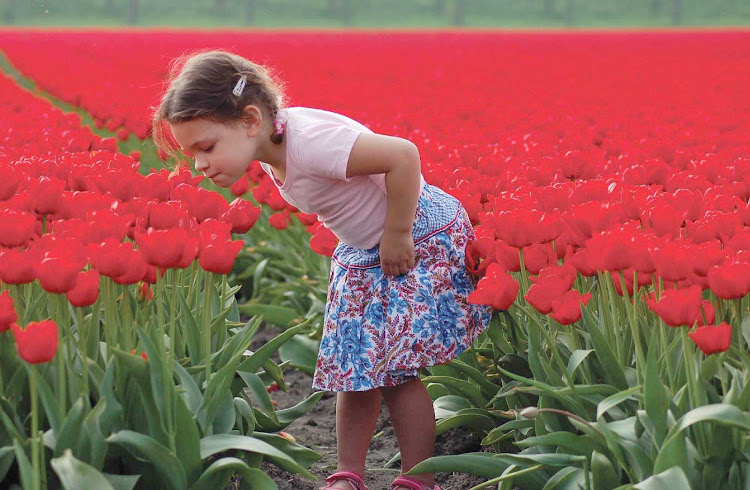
xmin=680 ymin=327 xmax=708 ymax=454
xmin=202 ymin=271 xmax=215 ymax=390
xmin=168 ymin=269 xmax=179 ymax=447
xmin=601 ymin=272 xmax=624 ymax=364
xmin=76 ymin=307 xmax=89 ymax=397
xmin=54 ymin=295 xmax=66 ymax=422
xmin=617 ymin=271 xmax=645 ymax=386
xmin=517 ymin=248 xmax=530 ymax=297
xmin=29 ymin=365 xmax=41 ymax=490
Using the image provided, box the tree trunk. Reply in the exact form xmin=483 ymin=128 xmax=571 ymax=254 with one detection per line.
xmin=434 ymin=0 xmax=446 ymax=15
xmin=4 ymin=0 xmax=16 ymax=24
xmin=544 ymin=0 xmax=554 ymax=17
xmin=245 ymin=0 xmax=255 ymax=24
xmin=451 ymin=0 xmax=464 ymax=26
xmin=671 ymin=0 xmax=681 ymax=24
xmin=564 ymin=0 xmax=574 ymax=25
xmin=341 ymin=0 xmax=351 ymax=24
xmin=128 ymin=0 xmax=138 ymax=25
xmin=213 ymin=0 xmax=227 ymax=14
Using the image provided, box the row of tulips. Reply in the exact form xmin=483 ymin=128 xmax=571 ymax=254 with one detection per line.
xmin=3 ymin=29 xmax=750 ymax=488
xmin=0 ymin=71 xmax=323 ymax=489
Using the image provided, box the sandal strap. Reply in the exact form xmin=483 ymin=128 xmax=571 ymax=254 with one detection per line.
xmin=323 ymin=470 xmax=368 ymax=490
xmin=391 ymin=475 xmax=439 ymax=490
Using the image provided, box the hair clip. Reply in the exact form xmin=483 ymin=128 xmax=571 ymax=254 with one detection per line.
xmin=273 ymin=119 xmax=285 ymax=136
xmin=232 ymin=75 xmax=247 ymax=97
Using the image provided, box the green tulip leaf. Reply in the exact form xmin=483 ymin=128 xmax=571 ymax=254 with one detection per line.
xmin=237 ymin=321 xmax=309 ymax=374
xmin=633 ymin=466 xmax=691 ymax=490
xmin=252 ymin=432 xmax=321 ymax=469
xmin=276 ymin=391 xmax=325 ymax=426
xmin=566 ymin=349 xmax=594 ymax=379
xmin=407 ymin=452 xmax=509 ymax=479
xmin=421 ymin=376 xmax=487 ymax=408
xmin=199 ymin=434 xmax=314 ymax=479
xmin=644 ymin=328 xmax=668 ymax=445
xmin=51 ymin=449 xmax=116 ymax=490
xmin=12 ymin=439 xmax=33 ymax=490
xmin=591 ymin=450 xmax=620 ymax=490
xmin=597 ymin=385 xmax=641 ymax=420
xmin=278 ymin=335 xmax=319 ymax=375
xmin=542 ymin=466 xmax=585 ymax=490
xmin=174 ymin=392 xmax=202 ymax=486
xmin=239 ymin=303 xmax=300 ymax=328
xmin=106 ymin=430 xmax=187 ymax=490
xmin=190 ymin=457 xmax=277 ymax=490
xmin=53 ymin=396 xmax=87 ymax=459
xmin=581 ymin=305 xmax=628 ymax=390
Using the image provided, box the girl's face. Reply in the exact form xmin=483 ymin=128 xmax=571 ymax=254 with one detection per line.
xmin=170 ymin=117 xmax=258 ymax=188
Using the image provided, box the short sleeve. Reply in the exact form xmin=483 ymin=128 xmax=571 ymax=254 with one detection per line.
xmin=296 ymin=122 xmax=362 ymax=181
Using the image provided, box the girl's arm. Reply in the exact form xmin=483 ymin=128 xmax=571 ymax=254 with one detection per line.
xmin=346 ymin=133 xmax=421 ymax=276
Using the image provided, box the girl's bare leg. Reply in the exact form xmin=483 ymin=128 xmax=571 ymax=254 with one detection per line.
xmin=331 ymin=388 xmax=383 ymax=489
xmin=381 ymin=378 xmax=436 ymax=488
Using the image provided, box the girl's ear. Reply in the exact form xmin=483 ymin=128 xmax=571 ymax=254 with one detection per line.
xmin=241 ymin=104 xmax=263 ymax=136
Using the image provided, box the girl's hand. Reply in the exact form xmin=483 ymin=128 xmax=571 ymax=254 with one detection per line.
xmin=379 ymin=229 xmax=415 ymax=276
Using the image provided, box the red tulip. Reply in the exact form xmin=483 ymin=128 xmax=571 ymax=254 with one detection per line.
xmin=468 ymin=263 xmax=519 ymax=311
xmin=0 ymin=166 xmax=21 ymax=200
xmin=198 ymin=219 xmax=233 ymax=247
xmin=464 ymin=237 xmax=497 ymax=277
xmin=90 ymin=239 xmax=138 ymax=278
xmin=222 ymin=198 xmax=262 ymax=234
xmin=143 ymin=200 xmax=193 ymax=230
xmin=521 ymin=243 xmax=557 ymax=275
xmin=0 ymin=209 xmax=36 ymax=247
xmin=525 ymin=276 xmax=572 ymax=315
xmin=135 ymin=227 xmax=188 ymax=269
xmin=487 ymin=209 xmax=563 ymax=248
xmin=66 ymin=270 xmax=100 ymax=307
xmin=689 ymin=322 xmax=732 ymax=355
xmin=0 ymin=248 xmax=40 ymax=285
xmin=131 ymin=349 xmax=149 ymax=361
xmin=0 ymin=291 xmax=17 ymax=333
xmin=707 ymin=262 xmax=750 ymax=300
xmin=199 ymin=238 xmax=244 ymax=275
xmin=269 ymin=210 xmax=291 ymax=230
xmin=644 ymin=285 xmax=703 ymax=327
xmin=177 ymin=234 xmax=200 ymax=269
xmin=230 ymin=175 xmax=250 ymax=196
xmin=111 ymin=250 xmax=148 ymax=285
xmin=11 ymin=320 xmax=58 ymax=364
xmin=310 ymin=225 xmax=338 ymax=257
xmin=138 ymin=282 xmax=153 ymax=301
xmin=32 ymin=177 xmax=66 ymax=216
xmin=550 ymin=290 xmax=592 ymax=325
xmin=35 ymin=252 xmax=83 ymax=294
xmin=651 ymin=242 xmax=695 ymax=283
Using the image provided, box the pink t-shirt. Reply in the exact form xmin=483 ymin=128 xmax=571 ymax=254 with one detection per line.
xmin=259 ymin=107 xmax=425 ymax=250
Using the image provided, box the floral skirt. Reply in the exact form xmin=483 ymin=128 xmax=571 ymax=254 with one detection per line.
xmin=312 ymin=183 xmax=493 ymax=392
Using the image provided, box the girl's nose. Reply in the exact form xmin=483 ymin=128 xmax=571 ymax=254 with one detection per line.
xmin=194 ymin=158 xmax=209 ymax=173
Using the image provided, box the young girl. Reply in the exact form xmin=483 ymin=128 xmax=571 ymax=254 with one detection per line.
xmin=154 ymin=50 xmax=491 ymax=490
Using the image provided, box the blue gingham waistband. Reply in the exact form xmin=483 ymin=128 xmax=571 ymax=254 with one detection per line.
xmin=332 ymin=183 xmax=462 ymax=269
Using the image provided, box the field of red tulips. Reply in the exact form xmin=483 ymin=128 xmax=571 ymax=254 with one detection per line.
xmin=1 ymin=29 xmax=750 ymax=489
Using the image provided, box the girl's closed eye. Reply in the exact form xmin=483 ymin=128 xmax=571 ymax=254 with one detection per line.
xmin=201 ymin=144 xmax=215 ymax=153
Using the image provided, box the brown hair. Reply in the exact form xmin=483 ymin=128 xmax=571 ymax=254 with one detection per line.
xmin=153 ymin=50 xmax=286 ymax=159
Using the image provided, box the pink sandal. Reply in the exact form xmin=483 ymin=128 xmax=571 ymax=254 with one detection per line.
xmin=391 ymin=475 xmax=441 ymax=490
xmin=321 ymin=470 xmax=369 ymax=490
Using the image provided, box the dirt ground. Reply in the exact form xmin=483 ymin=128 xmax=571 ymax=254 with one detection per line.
xmin=251 ymin=326 xmax=491 ymax=490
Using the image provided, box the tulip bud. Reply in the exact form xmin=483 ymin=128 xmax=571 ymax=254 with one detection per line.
xmin=278 ymin=431 xmax=296 ymax=444
xmin=519 ymin=407 xmax=540 ymax=419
